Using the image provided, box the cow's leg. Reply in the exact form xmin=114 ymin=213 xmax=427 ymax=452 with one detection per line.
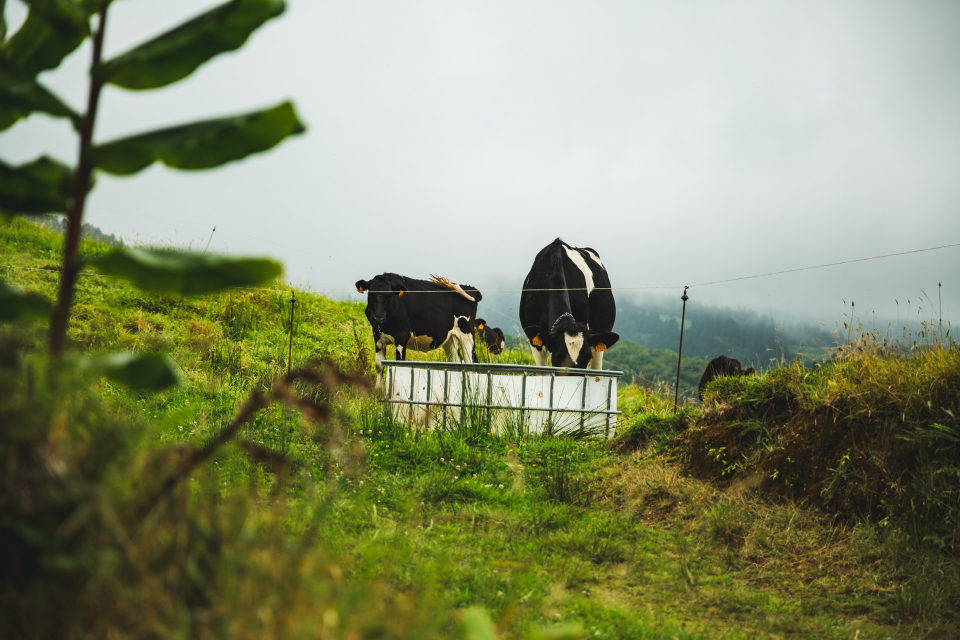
xmin=374 ymin=339 xmax=387 ymax=382
xmin=395 ymin=332 xmax=410 ymax=360
xmin=460 ymin=332 xmax=476 ymax=363
xmin=531 ymin=344 xmax=549 ymax=367
xmin=443 ymin=336 xmax=462 ymax=363
xmin=588 ymin=349 xmax=604 ymax=370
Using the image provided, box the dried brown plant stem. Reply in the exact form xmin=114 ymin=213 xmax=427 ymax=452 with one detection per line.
xmin=51 ymin=1 xmax=111 ymax=357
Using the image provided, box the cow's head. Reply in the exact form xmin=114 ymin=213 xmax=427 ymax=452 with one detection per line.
xmin=476 ymin=319 xmax=505 ymax=355
xmin=524 ymin=314 xmax=618 ymax=368
xmin=493 ymin=328 xmax=506 ymax=354
xmin=355 ymin=274 xmax=407 ymax=327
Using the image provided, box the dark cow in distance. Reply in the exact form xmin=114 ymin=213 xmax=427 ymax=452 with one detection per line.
xmin=697 ymin=355 xmax=756 ymax=400
xmin=475 ymin=319 xmax=505 ymax=355
xmin=355 ymin=273 xmax=482 ymax=374
xmin=519 ymin=238 xmax=619 ymax=369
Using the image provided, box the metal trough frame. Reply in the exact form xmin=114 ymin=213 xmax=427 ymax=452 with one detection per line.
xmin=381 ymin=360 xmax=623 ymax=437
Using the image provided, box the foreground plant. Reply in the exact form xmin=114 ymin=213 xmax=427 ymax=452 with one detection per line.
xmin=0 ymin=0 xmax=302 ymax=364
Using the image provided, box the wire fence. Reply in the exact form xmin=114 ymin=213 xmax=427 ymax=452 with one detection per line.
xmin=3 ymin=240 xmax=958 ymax=296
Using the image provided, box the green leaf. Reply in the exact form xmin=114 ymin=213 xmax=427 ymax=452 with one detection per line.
xmin=0 ymin=66 xmax=81 ymax=131
xmin=94 ymin=0 xmax=285 ymax=90
xmin=89 ymin=101 xmax=305 ymax=176
xmin=88 ymin=247 xmax=283 ymax=296
xmin=0 ymin=282 xmax=52 ymax=322
xmin=0 ymin=0 xmax=90 ymax=76
xmin=74 ymin=352 xmax=181 ymax=391
xmin=0 ymin=156 xmax=74 ymax=218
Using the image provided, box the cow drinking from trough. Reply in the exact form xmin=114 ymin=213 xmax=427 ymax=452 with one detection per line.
xmin=519 ymin=239 xmax=619 ymax=369
xmin=475 ymin=319 xmax=505 ymax=355
xmin=355 ymin=273 xmax=482 ymax=375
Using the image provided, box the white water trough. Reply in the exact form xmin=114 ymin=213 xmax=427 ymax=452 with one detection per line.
xmin=381 ymin=360 xmax=623 ymax=438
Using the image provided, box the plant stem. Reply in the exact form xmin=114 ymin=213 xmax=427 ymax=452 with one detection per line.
xmin=50 ymin=1 xmax=111 ymax=357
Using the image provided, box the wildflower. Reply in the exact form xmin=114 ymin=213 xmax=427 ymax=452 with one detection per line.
xmin=359 ymin=480 xmax=364 ymax=486
xmin=498 ymin=484 xmax=504 ymax=489
xmin=440 ymin=457 xmax=444 ymax=462
xmin=455 ymin=465 xmax=461 ymax=471
xmin=380 ymin=489 xmax=385 ymax=494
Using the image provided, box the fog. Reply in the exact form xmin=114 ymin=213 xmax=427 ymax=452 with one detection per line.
xmin=3 ymin=0 xmax=958 ymax=325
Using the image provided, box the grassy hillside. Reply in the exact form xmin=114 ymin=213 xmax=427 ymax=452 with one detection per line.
xmin=3 ymin=218 xmax=958 ymax=638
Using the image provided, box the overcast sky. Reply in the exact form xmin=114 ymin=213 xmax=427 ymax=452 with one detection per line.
xmin=3 ymin=0 xmax=959 ymax=325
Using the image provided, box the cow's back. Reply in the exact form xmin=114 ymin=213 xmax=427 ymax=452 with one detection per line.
xmin=698 ymin=355 xmax=743 ymax=400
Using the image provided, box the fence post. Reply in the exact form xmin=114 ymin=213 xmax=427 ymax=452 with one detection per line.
xmin=287 ymin=290 xmax=296 ymax=378
xmin=203 ymin=226 xmax=217 ymax=253
xmin=673 ymin=286 xmax=689 ymax=414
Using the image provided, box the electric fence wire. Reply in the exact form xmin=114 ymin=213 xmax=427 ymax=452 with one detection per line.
xmin=1 ymin=240 xmax=958 ymax=296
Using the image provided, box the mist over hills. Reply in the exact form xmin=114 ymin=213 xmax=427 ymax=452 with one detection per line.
xmin=478 ymin=288 xmax=836 ymax=368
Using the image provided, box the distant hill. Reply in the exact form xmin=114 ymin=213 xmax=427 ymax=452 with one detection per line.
xmin=31 ymin=216 xmax=124 ymax=247
xmin=478 ymin=289 xmax=836 ymax=375
xmin=603 ymin=339 xmax=709 ymax=399
xmin=614 ymin=298 xmax=835 ymax=370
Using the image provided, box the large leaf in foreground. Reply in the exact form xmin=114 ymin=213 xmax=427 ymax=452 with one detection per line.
xmin=0 ymin=156 xmax=74 ymax=218
xmin=89 ymin=247 xmax=283 ymax=295
xmin=0 ymin=282 xmax=52 ymax=323
xmin=89 ymin=101 xmax=305 ymax=175
xmin=0 ymin=66 xmax=80 ymax=131
xmin=94 ymin=0 xmax=285 ymax=90
xmin=0 ymin=0 xmax=89 ymax=75
xmin=74 ymin=352 xmax=181 ymax=391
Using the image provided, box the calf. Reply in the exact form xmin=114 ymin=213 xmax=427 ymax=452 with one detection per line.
xmin=355 ymin=273 xmax=482 ymax=374
xmin=475 ymin=319 xmax=505 ymax=355
xmin=697 ymin=355 xmax=756 ymax=400
xmin=519 ymin=238 xmax=619 ymax=369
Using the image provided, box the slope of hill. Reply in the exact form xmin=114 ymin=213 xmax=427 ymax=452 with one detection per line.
xmin=3 ymin=218 xmax=955 ymax=638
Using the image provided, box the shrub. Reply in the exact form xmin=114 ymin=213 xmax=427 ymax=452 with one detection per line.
xmin=682 ymin=348 xmax=960 ymax=552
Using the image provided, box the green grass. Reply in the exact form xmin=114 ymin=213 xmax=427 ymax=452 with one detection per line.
xmin=2 ymin=218 xmax=957 ymax=638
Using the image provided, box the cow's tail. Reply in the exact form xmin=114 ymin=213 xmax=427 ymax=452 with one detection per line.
xmin=429 ymin=274 xmax=479 ymax=302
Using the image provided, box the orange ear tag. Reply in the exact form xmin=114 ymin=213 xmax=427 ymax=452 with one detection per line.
xmin=532 ymin=335 xmax=542 ymax=347
xmin=398 ymin=290 xmax=404 ymax=297
xmin=357 ymin=287 xmax=364 ymax=293
xmin=595 ymin=343 xmax=607 ymax=353
xmin=478 ymin=323 xmax=484 ymax=330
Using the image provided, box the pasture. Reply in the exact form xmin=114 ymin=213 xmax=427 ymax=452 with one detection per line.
xmin=2 ymin=218 xmax=959 ymax=638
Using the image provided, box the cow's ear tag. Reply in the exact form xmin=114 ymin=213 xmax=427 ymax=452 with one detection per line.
xmin=532 ymin=335 xmax=542 ymax=347
xmin=478 ymin=323 xmax=484 ymax=330
xmin=398 ymin=290 xmax=404 ymax=297
xmin=595 ymin=342 xmax=607 ymax=353
xmin=357 ymin=286 xmax=364 ymax=293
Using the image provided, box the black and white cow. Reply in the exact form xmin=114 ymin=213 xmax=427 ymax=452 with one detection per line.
xmin=355 ymin=273 xmax=482 ymax=374
xmin=697 ymin=355 xmax=756 ymax=401
xmin=519 ymin=238 xmax=619 ymax=369
xmin=475 ymin=319 xmax=505 ymax=355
